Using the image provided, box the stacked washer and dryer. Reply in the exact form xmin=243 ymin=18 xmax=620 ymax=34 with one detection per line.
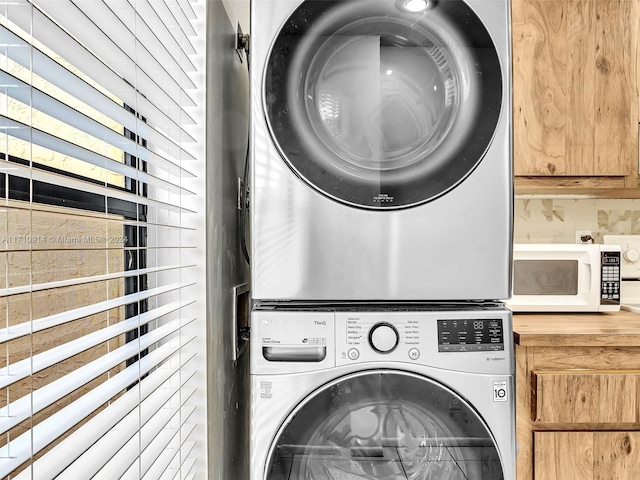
xmin=248 ymin=0 xmax=515 ymax=478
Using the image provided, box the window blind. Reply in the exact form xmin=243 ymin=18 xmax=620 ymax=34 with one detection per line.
xmin=0 ymin=0 xmax=206 ymax=478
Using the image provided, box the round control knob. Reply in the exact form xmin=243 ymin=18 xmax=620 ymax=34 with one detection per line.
xmin=369 ymin=322 xmax=399 ymax=354
xmin=624 ymin=248 xmax=640 ymax=263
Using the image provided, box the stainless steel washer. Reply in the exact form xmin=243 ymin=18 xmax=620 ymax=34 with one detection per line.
xmin=250 ymin=0 xmax=513 ymax=301
xmin=250 ymin=307 xmax=516 ymax=480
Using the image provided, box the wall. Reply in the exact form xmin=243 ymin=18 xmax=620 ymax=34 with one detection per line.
xmin=221 ymin=0 xmax=250 ymax=33
xmin=206 ymin=1 xmax=251 ymax=479
xmin=514 ymin=198 xmax=640 ymax=244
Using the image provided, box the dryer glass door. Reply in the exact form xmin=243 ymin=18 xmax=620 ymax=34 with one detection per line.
xmin=264 ymin=0 xmax=503 ymax=209
xmin=266 ymin=371 xmax=505 ymax=479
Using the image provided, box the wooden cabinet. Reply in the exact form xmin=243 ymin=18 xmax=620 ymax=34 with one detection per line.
xmin=535 ymin=431 xmax=640 ymax=479
xmin=532 ymin=369 xmax=640 ymax=423
xmin=514 ymin=313 xmax=640 ymax=480
xmin=512 ymin=0 xmax=640 ymax=192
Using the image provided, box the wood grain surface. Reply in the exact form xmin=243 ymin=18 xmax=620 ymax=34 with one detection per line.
xmin=532 ymin=370 xmax=640 ymax=423
xmin=513 ymin=311 xmax=640 ymax=346
xmin=534 ymin=432 xmax=594 ymax=479
xmin=512 ymin=0 xmax=639 ymax=180
xmin=513 ymin=0 xmax=566 ymax=175
xmin=534 ymin=431 xmax=640 ymax=479
xmin=591 ymin=0 xmax=638 ymax=181
xmin=515 ymin=313 xmax=640 ymax=480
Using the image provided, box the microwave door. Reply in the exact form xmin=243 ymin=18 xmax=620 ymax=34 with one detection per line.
xmin=512 ymin=259 xmax=578 ymax=295
xmin=509 ymin=252 xmax=598 ymax=312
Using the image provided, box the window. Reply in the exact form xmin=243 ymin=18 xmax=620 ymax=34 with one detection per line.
xmin=0 ymin=1 xmax=205 ymax=477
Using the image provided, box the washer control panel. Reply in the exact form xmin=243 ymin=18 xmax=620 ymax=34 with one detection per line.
xmin=252 ymin=309 xmax=513 ymax=375
xmin=334 ymin=309 xmax=513 ymax=374
xmin=341 ymin=314 xmax=422 ymax=364
xmin=437 ymin=318 xmax=504 ymax=352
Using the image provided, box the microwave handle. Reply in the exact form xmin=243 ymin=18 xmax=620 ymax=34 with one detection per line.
xmin=583 ymin=263 xmax=591 ymax=292
xmin=580 ymin=256 xmax=598 ymax=294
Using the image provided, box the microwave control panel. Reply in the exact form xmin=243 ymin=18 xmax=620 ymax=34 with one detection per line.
xmin=601 ymin=251 xmax=621 ymax=305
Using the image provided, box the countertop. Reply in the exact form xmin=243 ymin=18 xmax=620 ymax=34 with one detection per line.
xmin=513 ymin=310 xmax=640 ymax=347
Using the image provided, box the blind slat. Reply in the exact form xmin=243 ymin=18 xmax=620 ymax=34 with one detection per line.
xmin=0 ymin=264 xmax=189 ymax=298
xmin=120 ymin=0 xmax=196 ymax=72
xmin=165 ymin=0 xmax=196 ymax=36
xmin=165 ymin=440 xmax=197 ymax=480
xmin=139 ymin=421 xmax=197 ymax=480
xmin=59 ymin=0 xmax=198 ymax=102
xmin=0 ymin=299 xmax=189 ymax=389
xmin=0 ymin=69 xmax=137 ymax=156
xmin=121 ymin=404 xmax=196 ymax=480
xmin=0 ymin=282 xmax=188 ymax=343
xmin=178 ymin=0 xmax=197 ymax=20
xmin=0 ymin=18 xmax=197 ymax=151
xmin=56 ymin=377 xmax=196 ymax=479
xmin=0 ymin=69 xmax=197 ymax=179
xmin=0 ymin=115 xmax=197 ymax=194
xmin=98 ymin=405 xmax=196 ymax=480
xmin=0 ymin=319 xmax=194 ymax=435
xmin=104 ymin=0 xmax=197 ymax=77
xmin=0 ymin=22 xmax=145 ymax=137
xmin=14 ymin=357 xmax=197 ymax=480
xmin=157 ymin=442 xmax=197 ymax=480
xmin=25 ymin=162 xmax=198 ymax=214
xmin=146 ymin=0 xmax=196 ymax=54
xmin=160 ymin=442 xmax=198 ymax=480
xmin=31 ymin=1 xmax=197 ymax=119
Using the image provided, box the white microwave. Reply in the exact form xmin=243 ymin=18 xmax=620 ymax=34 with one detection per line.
xmin=505 ymin=244 xmax=621 ymax=312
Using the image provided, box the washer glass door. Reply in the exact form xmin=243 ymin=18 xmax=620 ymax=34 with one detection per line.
xmin=266 ymin=371 xmax=504 ymax=479
xmin=265 ymin=0 xmax=503 ymax=209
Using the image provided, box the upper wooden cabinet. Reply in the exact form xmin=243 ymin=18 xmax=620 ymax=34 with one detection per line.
xmin=512 ymin=0 xmax=640 ymax=191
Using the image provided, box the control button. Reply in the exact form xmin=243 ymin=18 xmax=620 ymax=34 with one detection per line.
xmin=348 ymin=348 xmax=360 ymax=360
xmin=369 ymin=323 xmax=399 ymax=353
xmin=624 ymin=248 xmax=640 ymax=263
xmin=408 ymin=348 xmax=420 ymax=360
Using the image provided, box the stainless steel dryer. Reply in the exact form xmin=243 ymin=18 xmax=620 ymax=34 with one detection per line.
xmin=250 ymin=307 xmax=516 ymax=480
xmin=250 ymin=0 xmax=512 ymax=301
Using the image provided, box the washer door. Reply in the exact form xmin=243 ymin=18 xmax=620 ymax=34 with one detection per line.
xmin=266 ymin=371 xmax=504 ymax=479
xmin=264 ymin=0 xmax=503 ymax=209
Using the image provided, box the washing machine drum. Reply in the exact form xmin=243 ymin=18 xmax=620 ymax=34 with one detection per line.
xmin=264 ymin=0 xmax=503 ymax=209
xmin=266 ymin=371 xmax=504 ymax=479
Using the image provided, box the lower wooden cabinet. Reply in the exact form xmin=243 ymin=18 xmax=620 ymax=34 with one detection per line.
xmin=532 ymin=370 xmax=640 ymax=424
xmin=515 ymin=341 xmax=640 ymax=480
xmin=534 ymin=431 xmax=640 ymax=479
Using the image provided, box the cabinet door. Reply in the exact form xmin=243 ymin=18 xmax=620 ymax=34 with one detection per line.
xmin=534 ymin=431 xmax=640 ymax=479
xmin=532 ymin=370 xmax=640 ymax=423
xmin=512 ymin=0 xmax=639 ymax=180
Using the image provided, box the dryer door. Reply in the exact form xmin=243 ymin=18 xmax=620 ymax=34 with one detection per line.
xmin=264 ymin=0 xmax=503 ymax=209
xmin=266 ymin=370 xmax=504 ymax=479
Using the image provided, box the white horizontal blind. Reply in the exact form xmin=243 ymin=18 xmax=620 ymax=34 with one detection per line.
xmin=0 ymin=0 xmax=206 ymax=478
